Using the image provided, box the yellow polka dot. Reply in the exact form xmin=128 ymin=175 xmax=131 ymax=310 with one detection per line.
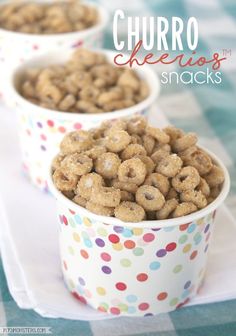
xmin=183 ymin=244 xmax=192 ymax=253
xmin=83 ymin=217 xmax=92 ymax=227
xmin=132 ymin=228 xmax=143 ymax=236
xmin=96 ymin=287 xmax=106 ymax=296
xmin=73 ymin=232 xmax=80 ymax=242
xmin=112 ymin=242 xmax=123 ymax=251
xmin=97 ymin=227 xmax=108 ymax=237
xmin=196 ymin=218 xmax=204 ymax=225
xmin=68 ymin=279 xmax=75 ymax=289
xmin=68 ymin=246 xmax=74 ymax=255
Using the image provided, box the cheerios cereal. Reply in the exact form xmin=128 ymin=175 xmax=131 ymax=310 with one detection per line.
xmin=52 ymin=117 xmax=225 ymax=222
xmin=19 ymin=49 xmax=150 ymax=113
xmin=0 ymin=2 xmax=98 ymax=34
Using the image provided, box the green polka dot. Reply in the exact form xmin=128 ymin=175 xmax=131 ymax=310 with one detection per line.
xmin=173 ymin=264 xmax=183 ymax=273
xmin=178 ymin=234 xmax=188 ymax=244
xmin=133 ymin=247 xmax=144 ymax=256
xmin=97 ymin=227 xmax=108 ymax=237
xmin=68 ymin=246 xmax=74 ymax=255
xmin=120 ymin=258 xmax=132 ymax=267
xmin=170 ymin=297 xmax=179 ymax=306
xmin=69 ymin=218 xmax=76 ymax=228
xmin=118 ymin=303 xmax=128 ymax=312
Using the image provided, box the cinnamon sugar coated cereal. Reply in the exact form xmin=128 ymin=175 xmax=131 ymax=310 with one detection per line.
xmin=19 ymin=49 xmax=150 ymax=113
xmin=0 ymin=1 xmax=98 ymax=34
xmin=52 ymin=117 xmax=225 ymax=222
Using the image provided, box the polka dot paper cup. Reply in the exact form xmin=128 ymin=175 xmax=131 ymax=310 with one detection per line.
xmin=48 ymin=149 xmax=230 ymax=317
xmin=8 ymin=49 xmax=159 ymax=192
xmin=0 ymin=0 xmax=108 ymax=100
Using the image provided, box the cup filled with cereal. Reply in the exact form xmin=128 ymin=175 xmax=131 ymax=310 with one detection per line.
xmin=48 ymin=117 xmax=230 ymax=317
xmin=0 ymin=0 xmax=108 ymax=98
xmin=8 ymin=48 xmax=159 ymax=191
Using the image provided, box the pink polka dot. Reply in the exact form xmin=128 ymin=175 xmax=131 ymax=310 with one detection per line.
xmin=101 ymin=252 xmax=111 ymax=262
xmin=110 ymin=307 xmax=120 ymax=315
xmin=190 ymin=250 xmax=198 ymax=260
xmin=138 ymin=302 xmax=149 ymax=311
xmin=137 ymin=273 xmax=148 ymax=282
xmin=47 ymin=120 xmax=54 ymax=127
xmin=180 ymin=223 xmax=190 ymax=231
xmin=26 ymin=129 xmax=31 ymax=136
xmin=108 ymin=234 xmax=120 ymax=244
xmin=40 ymin=134 xmax=47 ymax=141
xmin=115 ymin=282 xmax=127 ymax=291
xmin=63 ymin=260 xmax=67 ymax=270
xmin=58 ymin=126 xmax=66 ymax=133
xmin=74 ymin=122 xmax=82 ymax=130
xmin=62 ymin=215 xmax=68 ymax=225
xmin=166 ymin=242 xmax=177 ymax=252
xmin=143 ymin=233 xmax=155 ymax=242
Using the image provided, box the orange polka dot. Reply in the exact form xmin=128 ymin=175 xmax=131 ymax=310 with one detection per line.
xmin=124 ymin=240 xmax=136 ymax=249
xmin=80 ymin=249 xmax=89 ymax=259
xmin=157 ymin=292 xmax=168 ymax=301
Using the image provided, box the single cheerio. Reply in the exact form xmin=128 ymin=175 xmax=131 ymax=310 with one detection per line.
xmin=48 ymin=148 xmax=230 ymax=317
xmin=7 ymin=49 xmax=160 ymax=192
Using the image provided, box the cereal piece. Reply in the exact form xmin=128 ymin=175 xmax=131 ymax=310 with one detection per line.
xmin=172 ymin=133 xmax=197 ymax=152
xmin=95 ymin=152 xmax=121 ymax=179
xmin=130 ymin=134 xmax=143 ymax=145
xmin=203 ymin=165 xmax=225 ymax=187
xmin=62 ymin=190 xmax=75 ymax=200
xmin=196 ymin=178 xmax=210 ymax=197
xmin=77 ymin=173 xmax=104 ymax=200
xmin=153 ymin=143 xmax=171 ymax=154
xmin=79 ymin=86 xmax=100 ymax=103
xmin=178 ymin=146 xmax=197 ymax=161
xmin=156 ymin=199 xmax=179 ymax=219
xmin=85 ymin=146 xmax=106 ymax=160
xmin=210 ymin=186 xmax=221 ymax=199
xmin=136 ymin=185 xmax=165 ymax=211
xmin=121 ymin=144 xmax=147 ymax=160
xmin=180 ymin=190 xmax=207 ymax=209
xmin=166 ymin=187 xmax=178 ymax=200
xmin=127 ymin=116 xmax=147 ymax=135
xmin=136 ymin=155 xmax=155 ymax=175
xmin=146 ymin=126 xmax=170 ymax=144
xmin=105 ymin=130 xmax=131 ymax=153
xmin=172 ymin=202 xmax=198 ymax=218
xmin=61 ymin=153 xmax=93 ymax=176
xmin=111 ymin=180 xmax=138 ymax=194
xmin=60 ymin=130 xmax=93 ymax=154
xmin=156 ymin=154 xmax=183 ymax=178
xmin=97 ymin=90 xmax=123 ymax=107
xmin=118 ymin=158 xmax=147 ymax=185
xmin=146 ymin=211 xmax=157 ymax=220
xmin=53 ymin=168 xmax=78 ymax=191
xmin=144 ymin=173 xmax=170 ymax=196
xmin=90 ymin=187 xmax=121 ymax=207
xmin=59 ymin=94 xmax=76 ymax=111
xmin=183 ymin=148 xmax=213 ymax=175
xmin=172 ymin=166 xmax=200 ymax=192
xmin=118 ymin=69 xmax=140 ymax=92
xmin=120 ymin=190 xmax=135 ymax=202
xmin=151 ymin=149 xmax=167 ymax=164
xmin=142 ymin=134 xmax=155 ymax=155
xmin=86 ymin=201 xmax=114 ymax=217
xmin=164 ymin=126 xmax=184 ymax=143
xmin=73 ymin=195 xmax=87 ymax=207
xmin=52 ymin=153 xmax=65 ymax=171
xmin=91 ymin=64 xmax=118 ymax=86
xmin=114 ymin=201 xmax=145 ymax=222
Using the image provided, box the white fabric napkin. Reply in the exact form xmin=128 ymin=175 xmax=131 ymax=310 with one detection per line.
xmin=0 ymin=105 xmax=236 ymax=320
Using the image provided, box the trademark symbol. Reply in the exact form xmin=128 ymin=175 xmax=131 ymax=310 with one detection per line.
xmin=222 ymin=49 xmax=231 ymax=56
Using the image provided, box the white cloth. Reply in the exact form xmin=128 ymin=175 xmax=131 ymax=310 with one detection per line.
xmin=0 ymin=105 xmax=236 ymax=320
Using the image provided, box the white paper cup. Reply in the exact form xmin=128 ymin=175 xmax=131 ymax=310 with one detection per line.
xmin=7 ymin=49 xmax=160 ymax=191
xmin=0 ymin=0 xmax=108 ymax=100
xmin=48 ymin=148 xmax=230 ymax=317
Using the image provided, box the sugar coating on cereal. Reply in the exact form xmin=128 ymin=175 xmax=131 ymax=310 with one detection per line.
xmin=52 ymin=117 xmax=225 ymax=222
xmin=0 ymin=2 xmax=99 ymax=34
xmin=19 ymin=49 xmax=150 ymax=114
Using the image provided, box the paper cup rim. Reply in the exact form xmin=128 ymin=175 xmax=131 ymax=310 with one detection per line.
xmin=48 ymin=146 xmax=230 ymax=229
xmin=0 ymin=2 xmax=109 ymax=40
xmin=8 ymin=49 xmax=160 ymax=120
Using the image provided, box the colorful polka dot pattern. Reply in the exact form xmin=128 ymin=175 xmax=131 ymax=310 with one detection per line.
xmin=58 ymin=204 xmax=216 ymax=317
xmin=18 ymin=108 xmax=147 ymax=191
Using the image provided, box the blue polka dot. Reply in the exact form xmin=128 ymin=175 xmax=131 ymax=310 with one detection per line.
xmin=181 ymin=289 xmax=190 ymax=299
xmin=149 ymin=261 xmax=161 ymax=270
xmin=84 ymin=239 xmax=93 ymax=248
xmin=187 ymin=223 xmax=196 ymax=233
xmin=126 ymin=295 xmax=137 ymax=303
xmin=74 ymin=214 xmax=82 ymax=224
xmin=194 ymin=233 xmax=202 ymax=245
xmin=122 ymin=228 xmax=133 ymax=237
xmin=164 ymin=226 xmax=175 ymax=232
xmin=128 ymin=306 xmax=136 ymax=314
